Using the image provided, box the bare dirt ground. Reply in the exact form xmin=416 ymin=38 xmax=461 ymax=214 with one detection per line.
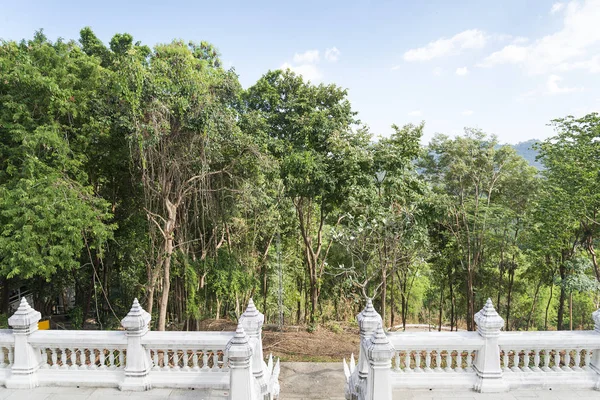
xmin=199 ymin=319 xmax=360 ymax=362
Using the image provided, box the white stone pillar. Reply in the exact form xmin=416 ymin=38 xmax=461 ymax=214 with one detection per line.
xmin=473 ymin=298 xmax=508 ymax=393
xmin=119 ymin=299 xmax=152 ymax=391
xmin=227 ymin=322 xmax=255 ymax=400
xmin=591 ymin=308 xmax=600 ymax=390
xmin=6 ymin=298 xmax=42 ymax=389
xmin=240 ymin=298 xmax=268 ymax=399
xmin=350 ymin=298 xmax=382 ymax=400
xmin=365 ymin=324 xmax=394 ymax=400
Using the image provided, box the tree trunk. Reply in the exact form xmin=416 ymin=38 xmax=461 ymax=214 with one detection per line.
xmin=505 ymin=268 xmax=515 ymax=331
xmin=157 ymin=198 xmax=177 ymax=331
xmin=544 ymin=283 xmax=553 ymax=331
xmin=438 ymin=282 xmax=444 ymax=332
xmin=466 ymin=266 xmax=475 ymax=331
xmin=526 ymin=279 xmax=542 ymax=330
xmin=557 ymin=264 xmax=566 ymax=331
xmin=0 ymin=277 xmax=9 ymax=315
xmin=380 ymin=266 xmax=387 ymax=328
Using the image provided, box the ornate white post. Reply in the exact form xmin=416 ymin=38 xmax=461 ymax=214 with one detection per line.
xmin=6 ymin=298 xmax=42 ymax=389
xmin=365 ymin=324 xmax=394 ymax=400
xmin=119 ymin=299 xmax=152 ymax=391
xmin=240 ymin=298 xmax=268 ymax=399
xmin=226 ymin=322 xmax=255 ymax=400
xmin=473 ymin=298 xmax=508 ymax=393
xmin=348 ymin=298 xmax=382 ymax=400
xmin=591 ymin=308 xmax=600 ymax=390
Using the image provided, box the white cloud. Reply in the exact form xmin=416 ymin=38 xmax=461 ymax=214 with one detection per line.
xmin=557 ymin=55 xmax=600 ymax=73
xmin=479 ymin=0 xmax=600 ymax=74
xmin=391 ymin=65 xmax=401 ymax=71
xmin=403 ymin=29 xmax=487 ymax=61
xmin=462 ymin=110 xmax=474 ymax=116
xmin=408 ymin=110 xmax=422 ymax=116
xmin=456 ymin=66 xmax=469 ymax=76
xmin=293 ymin=50 xmax=320 ymax=64
xmin=546 ymin=74 xmax=583 ymax=94
xmin=551 ymin=2 xmax=565 ymax=14
xmin=281 ymin=62 xmax=322 ymax=82
xmin=325 ymin=47 xmax=341 ymax=62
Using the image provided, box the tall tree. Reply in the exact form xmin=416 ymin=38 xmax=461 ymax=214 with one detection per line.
xmin=244 ymin=70 xmax=370 ymax=323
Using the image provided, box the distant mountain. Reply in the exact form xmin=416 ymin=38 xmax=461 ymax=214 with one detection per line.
xmin=508 ymin=139 xmax=543 ymax=170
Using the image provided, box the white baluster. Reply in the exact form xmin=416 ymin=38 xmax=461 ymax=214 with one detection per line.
xmin=455 ymin=350 xmax=463 ymax=372
xmin=512 ymin=350 xmax=521 ymax=372
xmin=584 ymin=349 xmax=591 ymax=370
xmin=434 ymin=350 xmax=442 ymax=372
xmin=162 ymin=349 xmax=171 ymax=371
xmin=414 ymin=350 xmax=422 ymax=373
xmin=562 ymin=350 xmax=571 ymax=371
xmin=119 ymin=349 xmax=125 ymax=369
xmin=222 ymin=350 xmax=229 ymax=372
xmin=192 ymin=350 xmax=199 ymax=370
xmin=60 ymin=347 xmax=67 ymax=369
xmin=573 ymin=349 xmax=582 ymax=371
xmin=532 ymin=349 xmax=540 ymax=371
xmin=522 ymin=350 xmax=531 ymax=372
xmin=394 ymin=351 xmax=401 ymax=372
xmin=0 ymin=347 xmax=5 ymax=368
xmin=70 ymin=348 xmax=77 ymax=369
xmin=424 ymin=350 xmax=432 ymax=372
xmin=109 ymin=350 xmax=116 ymax=370
xmin=51 ymin=348 xmax=58 ymax=369
xmin=182 ymin=350 xmax=190 ymax=371
xmin=465 ymin=350 xmax=473 ymax=372
xmin=152 ymin=349 xmax=159 ymax=370
xmin=200 ymin=350 xmax=208 ymax=371
xmin=8 ymin=347 xmax=13 ymax=366
xmin=445 ymin=350 xmax=452 ymax=372
xmin=39 ymin=348 xmax=48 ymax=369
xmin=542 ymin=349 xmax=551 ymax=372
xmin=502 ymin=349 xmax=510 ymax=371
xmin=99 ymin=348 xmax=106 ymax=369
xmin=552 ymin=349 xmax=561 ymax=371
xmin=404 ymin=351 xmax=412 ymax=373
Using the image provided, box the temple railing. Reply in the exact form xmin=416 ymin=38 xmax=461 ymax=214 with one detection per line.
xmin=344 ymin=298 xmax=600 ymax=400
xmin=0 ymin=297 xmax=280 ymax=400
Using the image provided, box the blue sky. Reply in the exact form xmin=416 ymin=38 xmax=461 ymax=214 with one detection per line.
xmin=1 ymin=0 xmax=599 ymax=144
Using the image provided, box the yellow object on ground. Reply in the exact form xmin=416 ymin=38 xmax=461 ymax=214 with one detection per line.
xmin=38 ymin=319 xmax=50 ymax=330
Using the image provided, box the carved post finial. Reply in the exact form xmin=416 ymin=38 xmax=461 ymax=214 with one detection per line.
xmin=6 ymin=297 xmax=42 ymax=389
xmin=474 ymin=298 xmax=504 ymax=338
xmin=226 ymin=323 xmax=255 ymax=400
xmin=365 ymin=324 xmax=394 ymax=400
xmin=473 ymin=298 xmax=507 ymax=393
xmin=121 ymin=298 xmax=151 ymax=332
xmin=119 ymin=298 xmax=152 ymax=391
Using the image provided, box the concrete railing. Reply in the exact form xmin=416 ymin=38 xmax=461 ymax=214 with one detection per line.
xmin=0 ymin=297 xmax=280 ymax=400
xmin=344 ymin=298 xmax=600 ymax=400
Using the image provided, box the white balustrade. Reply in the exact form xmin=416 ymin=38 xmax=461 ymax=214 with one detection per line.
xmin=0 ymin=298 xmax=279 ymax=400
xmin=344 ymin=298 xmax=600 ymax=400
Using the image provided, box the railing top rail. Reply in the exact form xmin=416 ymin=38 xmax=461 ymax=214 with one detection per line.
xmin=29 ymin=330 xmax=127 ymax=347
xmin=498 ymin=330 xmax=600 ymax=348
xmin=142 ymin=331 xmax=235 ymax=348
xmin=387 ymin=331 xmax=483 ymax=349
xmin=0 ymin=329 xmax=14 ymax=345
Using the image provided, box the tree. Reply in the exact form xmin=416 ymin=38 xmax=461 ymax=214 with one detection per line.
xmin=116 ymin=38 xmax=248 ymax=330
xmin=422 ymin=130 xmax=529 ymax=330
xmin=244 ymin=70 xmax=371 ymax=323
xmin=0 ymin=32 xmax=113 ymax=311
xmin=537 ymin=113 xmax=600 ymax=281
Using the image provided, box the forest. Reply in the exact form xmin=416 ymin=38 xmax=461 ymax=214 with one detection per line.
xmin=0 ymin=29 xmax=599 ymax=333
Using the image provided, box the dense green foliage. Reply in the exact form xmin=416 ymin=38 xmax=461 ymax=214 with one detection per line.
xmin=0 ymin=29 xmax=598 ymax=331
